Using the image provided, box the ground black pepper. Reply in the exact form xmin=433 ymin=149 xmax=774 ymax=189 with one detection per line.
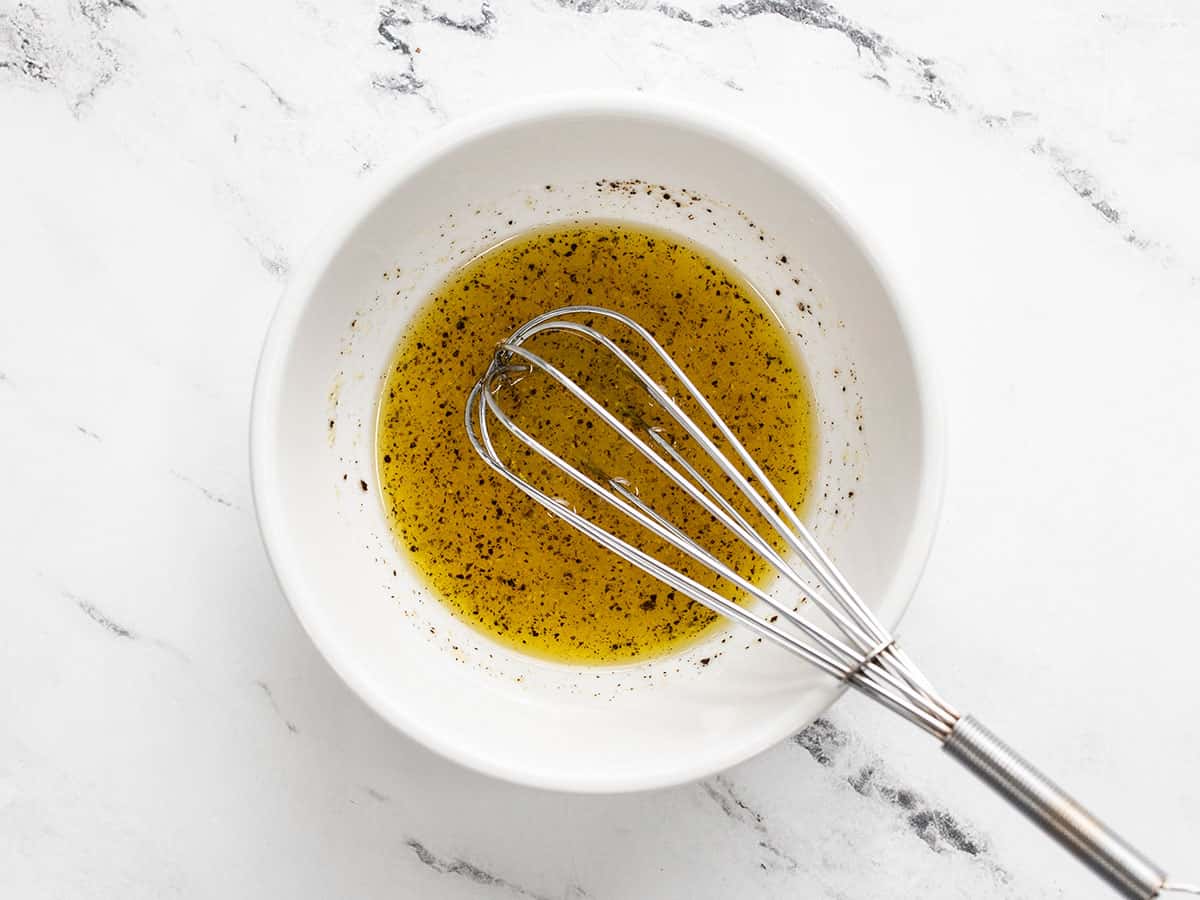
xmin=376 ymin=221 xmax=817 ymax=664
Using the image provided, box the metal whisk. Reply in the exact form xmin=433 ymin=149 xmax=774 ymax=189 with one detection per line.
xmin=465 ymin=305 xmax=1194 ymax=899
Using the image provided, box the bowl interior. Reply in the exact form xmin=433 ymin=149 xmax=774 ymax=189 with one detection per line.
xmin=252 ymin=103 xmax=939 ymax=792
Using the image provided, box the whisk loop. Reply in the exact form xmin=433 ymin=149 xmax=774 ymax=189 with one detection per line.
xmin=466 ymin=306 xmax=1190 ymax=899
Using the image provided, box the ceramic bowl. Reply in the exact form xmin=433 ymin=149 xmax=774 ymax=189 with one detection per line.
xmin=250 ymin=95 xmax=943 ymax=792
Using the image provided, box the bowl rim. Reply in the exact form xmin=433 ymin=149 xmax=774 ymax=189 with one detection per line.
xmin=249 ymin=92 xmax=946 ymax=793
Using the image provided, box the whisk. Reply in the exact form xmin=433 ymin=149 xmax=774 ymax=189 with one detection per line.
xmin=465 ymin=305 xmax=1194 ymax=898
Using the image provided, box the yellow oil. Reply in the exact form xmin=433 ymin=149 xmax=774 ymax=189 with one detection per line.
xmin=376 ymin=221 xmax=817 ymax=664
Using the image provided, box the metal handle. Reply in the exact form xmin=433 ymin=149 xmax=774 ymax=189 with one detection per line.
xmin=944 ymin=715 xmax=1167 ymax=899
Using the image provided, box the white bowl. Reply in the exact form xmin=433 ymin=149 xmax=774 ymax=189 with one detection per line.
xmin=250 ymin=96 xmax=944 ymax=792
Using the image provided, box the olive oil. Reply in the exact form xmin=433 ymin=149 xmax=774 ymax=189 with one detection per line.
xmin=377 ymin=222 xmax=816 ymax=664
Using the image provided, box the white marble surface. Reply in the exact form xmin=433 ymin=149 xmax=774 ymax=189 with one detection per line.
xmin=3 ymin=1 xmax=1199 ymax=897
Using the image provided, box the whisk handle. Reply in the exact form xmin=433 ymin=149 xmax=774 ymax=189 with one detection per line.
xmin=944 ymin=715 xmax=1166 ymax=899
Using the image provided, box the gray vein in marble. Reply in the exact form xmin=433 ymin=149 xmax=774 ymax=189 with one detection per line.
xmin=237 ymin=61 xmax=294 ymax=113
xmin=406 ymin=839 xmax=578 ymax=900
xmin=555 ymin=1 xmax=636 ymax=14
xmin=70 ymin=0 xmax=138 ymax=102
xmin=219 ymin=189 xmax=290 ymax=275
xmin=376 ymin=1 xmax=496 ymax=103
xmin=0 ymin=4 xmax=53 ymax=83
xmin=561 ymin=0 xmax=1167 ymax=253
xmin=712 ymin=2 xmax=1153 ymax=245
xmin=719 ymin=0 xmax=884 ymax=59
xmin=371 ymin=71 xmax=424 ymax=96
xmin=254 ymin=680 xmax=299 ymax=734
xmin=78 ymin=0 xmax=144 ymax=28
xmin=655 ymin=3 xmax=713 ymax=27
xmin=217 ymin=180 xmax=291 ymax=278
xmin=363 ymin=786 xmax=390 ymax=803
xmin=51 ymin=575 xmax=191 ymax=660
xmin=9 ymin=0 xmax=1157 ymax=264
xmin=1031 ymin=138 xmax=1123 ymax=226
xmin=261 ymin=256 xmax=288 ymax=276
xmin=563 ymin=0 xmax=711 ymax=26
xmin=424 ymin=1 xmax=497 ymax=36
xmin=376 ymin=5 xmax=444 ymax=113
xmin=792 ymin=715 xmax=849 ymax=767
xmin=67 ymin=591 xmax=134 ymax=638
xmin=849 ymin=764 xmax=985 ymax=856
xmin=254 ymin=245 xmax=289 ymax=278
xmin=718 ymin=0 xmax=953 ymax=109
xmin=70 ymin=57 xmax=115 ymax=116
xmin=561 ymin=0 xmax=953 ymax=109
xmin=1100 ymin=12 xmax=1189 ymax=32
xmin=701 ymin=775 xmax=799 ymax=871
xmin=793 ymin=717 xmax=1009 ymax=878
xmin=169 ymin=469 xmax=239 ymax=510
xmin=0 ymin=0 xmax=134 ymax=116
xmin=1018 ymin=133 xmax=1147 ymax=248
xmin=75 ymin=425 xmax=101 ymax=441
xmin=377 ymin=6 xmax=415 ymax=54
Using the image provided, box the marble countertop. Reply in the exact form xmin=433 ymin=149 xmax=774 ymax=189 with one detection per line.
xmin=3 ymin=1 xmax=1198 ymax=897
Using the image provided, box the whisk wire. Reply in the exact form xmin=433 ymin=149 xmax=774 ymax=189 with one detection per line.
xmin=487 ymin=337 xmax=875 ymax=659
xmin=473 ymin=377 xmax=958 ymax=736
xmin=502 ymin=317 xmax=885 ymax=654
xmin=466 ymin=305 xmax=1187 ymax=899
xmin=478 ymin=360 xmax=860 ymax=677
xmin=469 ymin=307 xmax=959 ymax=738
